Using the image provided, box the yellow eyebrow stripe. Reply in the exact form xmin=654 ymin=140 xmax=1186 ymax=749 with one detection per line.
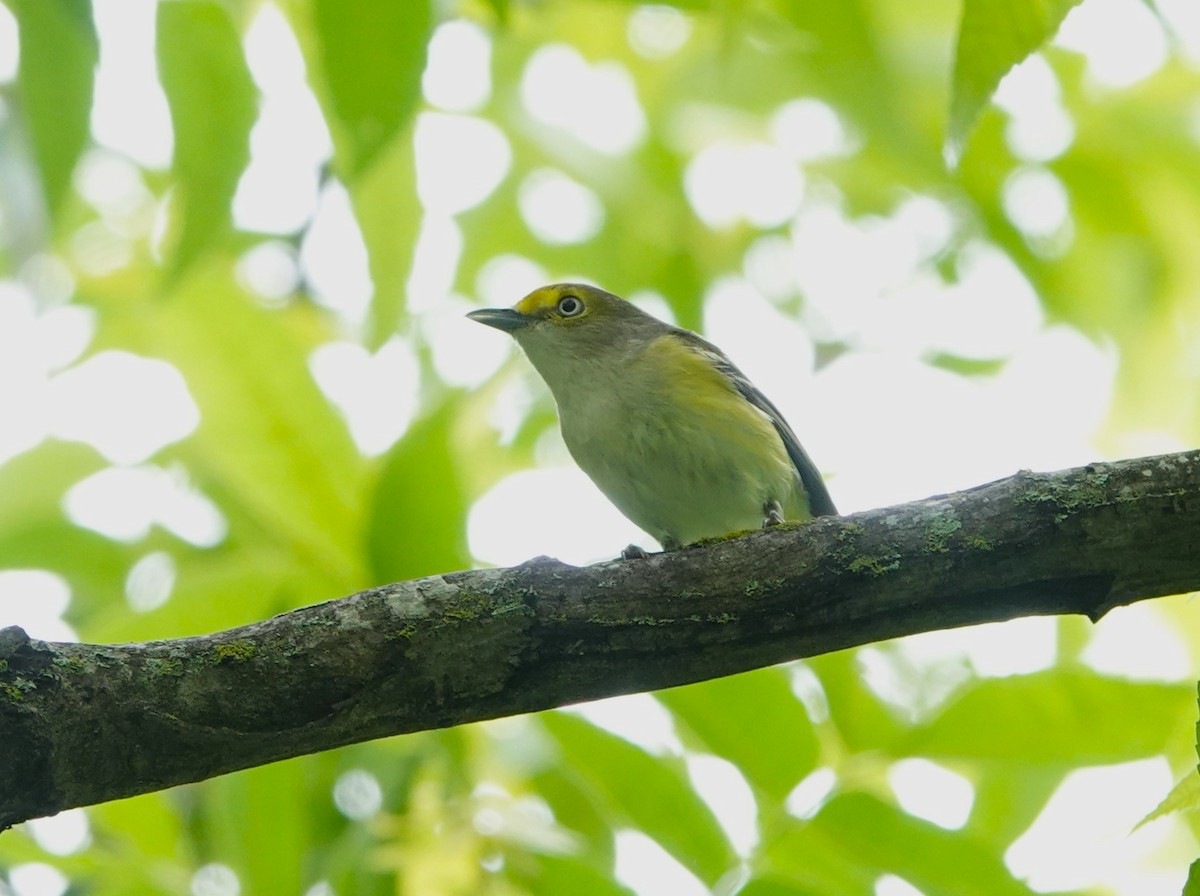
xmin=514 ymin=286 xmax=563 ymax=316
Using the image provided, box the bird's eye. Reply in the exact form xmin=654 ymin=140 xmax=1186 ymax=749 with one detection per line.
xmin=557 ymin=295 xmax=584 ymax=317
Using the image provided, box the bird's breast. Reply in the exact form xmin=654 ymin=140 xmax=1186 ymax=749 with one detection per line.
xmin=554 ymin=364 xmax=802 ymax=545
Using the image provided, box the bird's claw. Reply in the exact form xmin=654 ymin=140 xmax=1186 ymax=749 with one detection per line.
xmin=762 ymin=500 xmax=785 ymax=528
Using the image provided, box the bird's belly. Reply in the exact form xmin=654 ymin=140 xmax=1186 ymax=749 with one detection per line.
xmin=561 ymin=399 xmax=798 ymax=547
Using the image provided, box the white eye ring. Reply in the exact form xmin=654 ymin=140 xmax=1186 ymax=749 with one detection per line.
xmin=557 ymin=295 xmax=584 ymax=317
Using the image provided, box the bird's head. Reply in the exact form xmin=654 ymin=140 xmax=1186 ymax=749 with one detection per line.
xmin=467 ymin=283 xmax=660 ymax=372
xmin=467 ymin=283 xmax=631 ymax=333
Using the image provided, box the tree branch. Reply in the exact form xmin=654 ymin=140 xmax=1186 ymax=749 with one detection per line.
xmin=3 ymin=450 xmax=1199 ymax=829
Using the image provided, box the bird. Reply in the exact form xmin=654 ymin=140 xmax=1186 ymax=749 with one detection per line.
xmin=467 ymin=283 xmax=836 ymax=555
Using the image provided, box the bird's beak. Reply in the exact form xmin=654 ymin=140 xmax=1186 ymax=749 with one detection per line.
xmin=466 ymin=308 xmax=535 ymax=333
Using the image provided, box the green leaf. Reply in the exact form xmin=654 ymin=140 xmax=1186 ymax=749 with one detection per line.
xmin=531 ymin=766 xmax=617 ymax=868
xmin=366 ymin=401 xmax=471 ymax=584
xmin=90 ymin=269 xmax=367 ymax=599
xmin=947 ymin=0 xmax=1085 ymax=162
xmin=200 ymin=758 xmax=316 ymax=895
xmin=89 ymin=790 xmax=188 ymax=869
xmin=0 ymin=439 xmax=105 ymax=537
xmin=1194 ymin=679 xmax=1199 ymax=766
xmin=767 ymin=0 xmax=892 ymax=123
xmin=1148 ymin=683 xmax=1200 ymax=830
xmin=483 ymin=0 xmax=509 ymax=21
xmin=350 ymin=134 xmax=421 ymax=348
xmin=763 ymin=793 xmax=1041 ymax=896
xmin=540 ymin=711 xmax=736 ymax=886
xmin=966 ymin=762 xmax=1067 ymax=848
xmin=0 ymin=440 xmax=131 ymax=613
xmin=85 ymin=542 xmax=305 ymax=641
xmin=1137 ymin=769 xmax=1200 ymax=831
xmin=658 ymin=667 xmax=818 ymax=799
xmin=811 ymin=792 xmax=1038 ymax=896
xmin=312 ymin=0 xmax=433 ymax=176
xmin=508 ymin=853 xmax=636 ymax=896
xmin=0 ymin=521 xmax=135 ymax=624
xmin=807 ymin=652 xmax=909 ymax=753
xmin=759 ymin=812 xmax=880 ymax=894
xmin=157 ymin=0 xmax=256 ymax=277
xmin=904 ymin=670 xmax=1194 ymax=765
xmin=735 ymin=876 xmax=823 ymax=896
xmin=10 ymin=0 xmax=97 ymax=216
xmin=1185 ymin=857 xmax=1200 ymax=896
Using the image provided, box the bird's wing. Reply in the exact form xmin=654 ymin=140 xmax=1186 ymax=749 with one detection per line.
xmin=670 ymin=329 xmax=838 ymax=517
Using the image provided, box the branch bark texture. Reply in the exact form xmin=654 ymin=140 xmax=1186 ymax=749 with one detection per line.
xmin=3 ymin=450 xmax=1199 ymax=828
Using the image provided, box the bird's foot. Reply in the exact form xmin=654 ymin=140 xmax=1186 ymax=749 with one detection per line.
xmin=762 ymin=500 xmax=785 ymax=528
xmin=621 ymin=544 xmax=650 ymax=560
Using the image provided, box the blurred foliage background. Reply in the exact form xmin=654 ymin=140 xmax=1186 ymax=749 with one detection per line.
xmin=2 ymin=0 xmax=1200 ymax=894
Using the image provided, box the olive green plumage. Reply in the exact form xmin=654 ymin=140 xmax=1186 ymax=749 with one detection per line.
xmin=468 ymin=283 xmax=836 ymax=551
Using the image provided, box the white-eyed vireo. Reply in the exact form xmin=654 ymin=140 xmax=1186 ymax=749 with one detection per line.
xmin=468 ymin=283 xmax=836 ymax=555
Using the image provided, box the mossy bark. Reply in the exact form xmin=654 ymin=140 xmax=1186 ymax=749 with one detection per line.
xmin=3 ymin=449 xmax=1199 ymax=829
